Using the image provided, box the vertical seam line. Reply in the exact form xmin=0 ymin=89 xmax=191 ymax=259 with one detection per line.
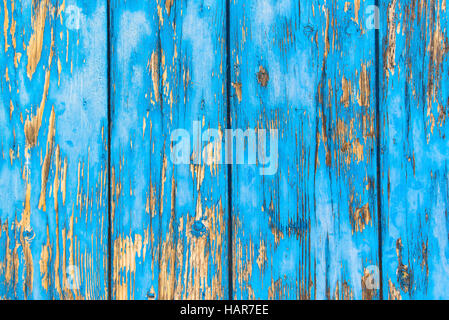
xmin=107 ymin=0 xmax=112 ymax=301
xmin=226 ymin=0 xmax=233 ymax=301
xmin=375 ymin=0 xmax=384 ymax=300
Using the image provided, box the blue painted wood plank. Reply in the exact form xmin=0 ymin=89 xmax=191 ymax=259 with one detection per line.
xmin=0 ymin=0 xmax=108 ymax=299
xmin=230 ymin=0 xmax=380 ymax=299
xmin=380 ymin=0 xmax=449 ymax=299
xmin=110 ymin=0 xmax=229 ymax=299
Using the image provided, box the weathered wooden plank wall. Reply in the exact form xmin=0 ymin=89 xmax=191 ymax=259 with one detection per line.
xmin=381 ymin=0 xmax=449 ymax=299
xmin=110 ymin=0 xmax=229 ymax=300
xmin=0 ymin=0 xmax=108 ymax=299
xmin=0 ymin=0 xmax=448 ymax=300
xmin=230 ymin=0 xmax=379 ymax=300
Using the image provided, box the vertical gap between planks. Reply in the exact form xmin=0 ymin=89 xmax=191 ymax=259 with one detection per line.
xmin=107 ymin=0 xmax=112 ymax=301
xmin=375 ymin=0 xmax=383 ymax=299
xmin=226 ymin=0 xmax=234 ymax=301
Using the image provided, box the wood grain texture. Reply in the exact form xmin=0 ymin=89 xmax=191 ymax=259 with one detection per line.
xmin=380 ymin=0 xmax=449 ymax=299
xmin=110 ymin=0 xmax=229 ymax=300
xmin=230 ymin=0 xmax=379 ymax=299
xmin=1 ymin=0 xmax=449 ymax=301
xmin=0 ymin=0 xmax=108 ymax=299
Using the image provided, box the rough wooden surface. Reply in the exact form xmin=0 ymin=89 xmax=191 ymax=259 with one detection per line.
xmin=0 ymin=0 xmax=448 ymax=300
xmin=230 ymin=0 xmax=379 ymax=300
xmin=0 ymin=0 xmax=108 ymax=299
xmin=110 ymin=0 xmax=229 ymax=300
xmin=380 ymin=0 xmax=449 ymax=299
